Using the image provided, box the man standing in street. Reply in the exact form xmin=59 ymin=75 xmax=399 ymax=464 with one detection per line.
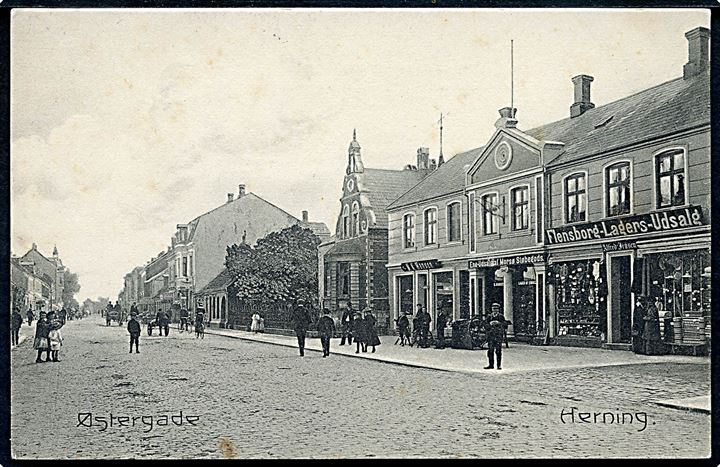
xmin=435 ymin=308 xmax=448 ymax=349
xmin=26 ymin=307 xmax=34 ymax=327
xmin=290 ymin=299 xmax=312 ymax=357
xmin=180 ymin=307 xmax=189 ymax=332
xmin=127 ymin=312 xmax=141 ymax=353
xmin=317 ymin=308 xmax=336 ymax=357
xmin=340 ymin=304 xmax=354 ymax=346
xmin=11 ymin=307 xmax=23 ymax=347
xmin=59 ymin=307 xmax=67 ymax=326
xmin=484 ymin=303 xmax=509 ymax=370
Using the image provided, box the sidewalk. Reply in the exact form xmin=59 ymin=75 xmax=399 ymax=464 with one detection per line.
xmin=11 ymin=334 xmax=28 ymax=350
xmin=203 ymin=327 xmax=708 ymax=375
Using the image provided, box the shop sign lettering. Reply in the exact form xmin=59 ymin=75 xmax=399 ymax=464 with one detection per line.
xmin=469 ymin=253 xmax=545 ymax=269
xmin=545 ymin=206 xmax=704 ymax=246
xmin=601 ymin=241 xmax=637 ymax=252
xmin=401 ymin=259 xmax=442 ymax=271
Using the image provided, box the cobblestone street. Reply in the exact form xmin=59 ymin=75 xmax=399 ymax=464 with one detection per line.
xmin=11 ymin=317 xmax=711 ymax=459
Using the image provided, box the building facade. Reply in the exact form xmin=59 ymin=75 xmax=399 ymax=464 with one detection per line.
xmin=320 ymin=131 xmax=434 ymax=332
xmin=18 ymin=243 xmax=65 ymax=311
xmin=386 ymin=26 xmax=710 ymax=351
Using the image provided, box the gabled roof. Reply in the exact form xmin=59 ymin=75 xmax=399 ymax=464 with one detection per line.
xmin=387 ymin=148 xmax=483 ymax=210
xmin=301 ymin=221 xmax=331 ymax=238
xmin=527 ymin=71 xmax=710 ymax=167
xmin=199 ymin=268 xmax=233 ymax=294
xmin=362 ymin=168 xmax=428 ymax=228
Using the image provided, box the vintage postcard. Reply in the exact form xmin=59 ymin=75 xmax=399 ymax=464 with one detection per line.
xmin=8 ymin=7 xmax=712 ymax=459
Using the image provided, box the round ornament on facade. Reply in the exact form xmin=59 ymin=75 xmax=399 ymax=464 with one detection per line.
xmin=494 ymin=141 xmax=513 ymax=170
xmin=346 ymin=179 xmax=355 ymax=192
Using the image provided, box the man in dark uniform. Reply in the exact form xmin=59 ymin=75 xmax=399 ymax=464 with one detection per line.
xmin=317 ymin=309 xmax=336 ymax=357
xmin=127 ymin=312 xmax=141 ymax=353
xmin=290 ymin=299 xmax=312 ymax=356
xmin=180 ymin=307 xmax=189 ymax=332
xmin=435 ymin=308 xmax=448 ymax=349
xmin=339 ymin=304 xmax=354 ymax=346
xmin=484 ymin=303 xmax=509 ymax=370
xmin=26 ymin=308 xmax=34 ymax=326
xmin=421 ymin=306 xmax=432 ymax=348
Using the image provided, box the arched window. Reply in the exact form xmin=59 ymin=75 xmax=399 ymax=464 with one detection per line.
xmin=424 ymin=208 xmax=438 ymax=245
xmin=605 ymin=161 xmax=631 ymax=217
xmin=342 ymin=204 xmax=350 ymax=238
xmin=352 ymin=202 xmax=360 ymax=236
xmin=447 ymin=202 xmax=461 ymax=242
xmin=655 ymin=149 xmax=686 ymax=208
xmin=403 ymin=213 xmax=415 ymax=248
xmin=564 ymin=173 xmax=587 ymax=223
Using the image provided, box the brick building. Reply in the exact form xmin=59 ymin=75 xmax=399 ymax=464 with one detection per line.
xmin=320 ymin=131 xmax=434 ymax=331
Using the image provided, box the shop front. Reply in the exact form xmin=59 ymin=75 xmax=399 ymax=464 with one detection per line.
xmin=393 ymin=259 xmax=469 ymax=331
xmin=468 ymin=252 xmax=546 ymax=339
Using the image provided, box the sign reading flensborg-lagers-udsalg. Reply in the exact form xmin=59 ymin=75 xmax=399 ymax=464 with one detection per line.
xmin=545 ymin=205 xmax=704 ymax=246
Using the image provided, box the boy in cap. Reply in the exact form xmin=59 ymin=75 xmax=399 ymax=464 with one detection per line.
xmin=127 ymin=312 xmax=141 ymax=353
xmin=484 ymin=303 xmax=509 ymax=370
xmin=317 ymin=308 xmax=336 ymax=357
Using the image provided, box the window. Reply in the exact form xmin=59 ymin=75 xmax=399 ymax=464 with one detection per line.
xmin=482 ymin=193 xmax=498 ymax=235
xmin=605 ymin=162 xmax=631 ymax=217
xmin=468 ymin=193 xmax=476 ymax=252
xmin=424 ymin=208 xmax=438 ymax=245
xmin=511 ymin=186 xmax=529 ymax=231
xmin=352 ymin=202 xmax=360 ymax=236
xmin=403 ymin=214 xmax=415 ymax=248
xmin=182 ymin=256 xmax=188 ymax=277
xmin=656 ymin=149 xmax=686 ymax=208
xmin=447 ymin=202 xmax=461 ymax=242
xmin=337 ymin=262 xmax=350 ymax=297
xmin=342 ymin=205 xmax=349 ymax=238
xmin=565 ymin=173 xmax=587 ymax=223
xmin=189 ymin=254 xmax=193 ymax=276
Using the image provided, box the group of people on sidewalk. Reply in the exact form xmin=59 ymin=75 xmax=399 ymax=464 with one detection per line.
xmin=288 ymin=300 xmax=381 ymax=358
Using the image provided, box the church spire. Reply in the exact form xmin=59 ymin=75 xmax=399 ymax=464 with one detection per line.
xmin=346 ymin=128 xmax=364 ymax=175
xmin=53 ymin=245 xmax=59 ymax=257
xmin=438 ymin=112 xmax=446 ymax=166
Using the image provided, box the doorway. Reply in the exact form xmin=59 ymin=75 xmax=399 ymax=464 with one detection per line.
xmin=608 ymin=254 xmax=632 ymax=343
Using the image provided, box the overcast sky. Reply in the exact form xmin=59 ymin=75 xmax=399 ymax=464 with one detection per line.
xmin=11 ymin=8 xmax=709 ymax=301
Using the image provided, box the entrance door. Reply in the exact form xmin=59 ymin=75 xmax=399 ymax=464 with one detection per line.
xmin=609 ymin=255 xmax=632 ymax=343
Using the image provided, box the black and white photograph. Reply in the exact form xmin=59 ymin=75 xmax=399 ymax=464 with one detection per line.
xmin=7 ymin=7 xmax=713 ymax=459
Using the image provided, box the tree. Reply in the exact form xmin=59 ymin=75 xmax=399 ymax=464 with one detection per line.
xmin=11 ymin=284 xmax=27 ymax=311
xmin=226 ymin=225 xmax=320 ymax=307
xmin=61 ymin=269 xmax=81 ymax=308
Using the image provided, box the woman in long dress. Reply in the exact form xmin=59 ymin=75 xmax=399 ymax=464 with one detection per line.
xmin=251 ymin=312 xmax=262 ymax=333
xmin=353 ymin=311 xmax=367 ymax=353
xmin=643 ymin=302 xmax=664 ymax=355
xmin=364 ymin=308 xmax=381 ymax=353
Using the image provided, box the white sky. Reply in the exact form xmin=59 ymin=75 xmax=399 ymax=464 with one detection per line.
xmin=10 ymin=8 xmax=710 ymax=301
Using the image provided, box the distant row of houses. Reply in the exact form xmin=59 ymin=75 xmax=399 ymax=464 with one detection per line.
xmin=119 ymin=184 xmax=330 ymax=326
xmin=11 ymin=243 xmax=66 ymax=312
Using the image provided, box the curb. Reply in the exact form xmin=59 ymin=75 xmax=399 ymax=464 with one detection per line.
xmin=651 ymin=400 xmax=711 ymax=415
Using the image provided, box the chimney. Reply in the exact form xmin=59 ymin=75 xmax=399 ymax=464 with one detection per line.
xmin=429 ymin=158 xmax=437 ymax=171
xmin=684 ymin=26 xmax=710 ymax=79
xmin=238 ymin=184 xmax=246 ymax=198
xmin=416 ymin=147 xmax=430 ymax=170
xmin=227 ymin=193 xmax=234 ymax=203
xmin=494 ymin=107 xmax=518 ymax=129
xmin=302 ymin=210 xmax=309 ymax=222
xmin=570 ymin=75 xmax=594 ymax=118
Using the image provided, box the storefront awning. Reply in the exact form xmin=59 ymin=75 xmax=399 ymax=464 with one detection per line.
xmin=636 ymin=233 xmax=710 ymax=256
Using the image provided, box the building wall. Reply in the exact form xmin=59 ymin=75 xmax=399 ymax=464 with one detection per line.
xmin=191 ymin=193 xmax=300 ymax=293
xmin=387 ymin=192 xmax=469 ymax=264
xmin=547 ymin=129 xmax=711 ymax=228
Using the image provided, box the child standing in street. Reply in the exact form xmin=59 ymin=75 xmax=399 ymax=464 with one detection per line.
xmin=127 ymin=313 xmax=141 ymax=353
xmin=47 ymin=319 xmax=64 ymax=362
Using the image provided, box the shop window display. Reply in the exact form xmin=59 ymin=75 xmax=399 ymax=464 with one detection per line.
xmin=646 ymin=250 xmax=710 ymax=318
xmin=513 ymin=266 xmax=537 ymax=335
xmin=551 ymin=260 xmax=607 ymax=338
